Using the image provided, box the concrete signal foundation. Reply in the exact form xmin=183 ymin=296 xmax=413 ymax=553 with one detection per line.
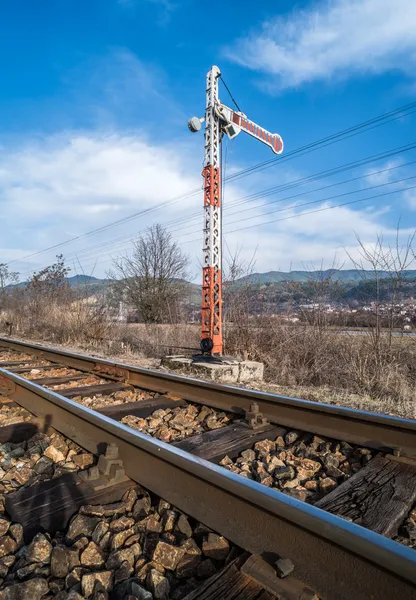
xmin=161 ymin=355 xmax=264 ymax=384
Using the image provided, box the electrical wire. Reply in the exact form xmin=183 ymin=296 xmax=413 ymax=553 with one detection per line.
xmin=219 ymin=75 xmax=242 ymax=113
xmin=8 ymin=100 xmax=416 ymax=270
xmin=16 ymin=150 xmax=416 ymax=278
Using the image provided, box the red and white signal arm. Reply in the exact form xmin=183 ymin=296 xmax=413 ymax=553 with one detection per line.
xmin=217 ymin=103 xmax=284 ymax=155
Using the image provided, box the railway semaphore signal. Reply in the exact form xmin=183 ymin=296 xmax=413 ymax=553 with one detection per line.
xmin=188 ymin=65 xmax=283 ymax=356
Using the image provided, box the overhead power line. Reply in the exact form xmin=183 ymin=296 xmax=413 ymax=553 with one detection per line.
xmin=19 ymin=165 xmax=414 ymax=278
xmin=16 ymin=148 xmax=416 ymax=278
xmin=9 ymin=100 xmax=416 ymax=270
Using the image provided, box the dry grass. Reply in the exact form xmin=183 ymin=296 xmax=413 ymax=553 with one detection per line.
xmin=1 ymin=302 xmax=415 ymax=420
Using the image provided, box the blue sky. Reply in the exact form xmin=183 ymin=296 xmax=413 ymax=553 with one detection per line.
xmin=0 ymin=0 xmax=415 ymax=281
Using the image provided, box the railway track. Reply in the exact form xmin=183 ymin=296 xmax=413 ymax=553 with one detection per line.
xmin=0 ymin=336 xmax=414 ymax=599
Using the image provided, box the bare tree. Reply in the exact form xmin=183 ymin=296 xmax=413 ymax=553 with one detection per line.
xmin=222 ymin=245 xmax=258 ymax=357
xmin=108 ymin=224 xmax=190 ymax=324
xmin=0 ymin=264 xmax=19 ymax=294
xmin=27 ymin=254 xmax=71 ymax=302
xmin=347 ymin=228 xmax=415 ymax=349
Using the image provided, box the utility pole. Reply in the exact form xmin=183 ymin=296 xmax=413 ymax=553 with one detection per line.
xmin=188 ymin=66 xmax=283 ymax=357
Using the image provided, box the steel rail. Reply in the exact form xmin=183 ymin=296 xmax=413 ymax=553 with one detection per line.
xmin=0 ymin=367 xmax=415 ymax=599
xmin=1 ymin=337 xmax=416 ymax=457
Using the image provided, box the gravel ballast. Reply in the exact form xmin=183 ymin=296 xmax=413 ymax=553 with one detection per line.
xmin=219 ymin=430 xmax=375 ymax=503
xmin=0 ymin=484 xmax=238 ymax=599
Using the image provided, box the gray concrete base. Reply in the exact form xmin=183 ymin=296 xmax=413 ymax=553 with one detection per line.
xmin=161 ymin=355 xmax=264 ymax=384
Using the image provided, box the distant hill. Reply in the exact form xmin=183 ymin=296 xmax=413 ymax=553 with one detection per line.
xmin=66 ymin=275 xmax=111 ymax=288
xmin=6 ymin=274 xmax=111 ymax=291
xmin=7 ymin=269 xmax=416 ymax=292
xmin=238 ymin=269 xmax=416 ymax=284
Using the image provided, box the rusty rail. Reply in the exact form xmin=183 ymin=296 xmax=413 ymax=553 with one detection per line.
xmin=0 ymin=365 xmax=415 ymax=599
xmin=1 ymin=336 xmax=416 ymax=457
xmin=0 ymin=339 xmax=415 ymax=597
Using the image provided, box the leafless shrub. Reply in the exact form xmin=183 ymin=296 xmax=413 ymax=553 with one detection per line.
xmin=108 ymin=224 xmax=190 ymax=324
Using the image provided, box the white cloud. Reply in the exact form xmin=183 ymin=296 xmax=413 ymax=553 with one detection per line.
xmin=0 ymin=131 xmax=409 ymax=281
xmin=404 ymin=189 xmax=416 ymax=209
xmin=364 ymin=160 xmax=404 ymax=186
xmin=225 ymin=0 xmax=416 ymax=89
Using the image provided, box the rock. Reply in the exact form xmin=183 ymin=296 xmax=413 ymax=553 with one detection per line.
xmin=323 ymin=454 xmax=340 ymax=469
xmin=110 ymin=517 xmax=135 ymax=533
xmin=176 ymin=515 xmax=192 ymax=538
xmin=51 ymin=546 xmax=80 ymax=578
xmin=92 ymin=522 xmax=109 ymax=545
xmin=276 ymin=557 xmax=294 ymax=578
xmin=147 ymin=569 xmax=170 ymax=599
xmin=254 ymin=440 xmax=275 ymax=454
xmin=197 ymin=558 xmax=217 ymax=579
xmin=285 ymin=432 xmax=299 ymax=445
xmin=48 ymin=579 xmax=65 ymax=595
xmin=282 ymin=478 xmax=300 ymax=489
xmin=114 ymin=560 xmax=133 ymax=585
xmin=66 ymin=591 xmax=85 ymax=600
xmin=16 ymin=563 xmax=49 ymax=579
xmin=256 ymin=472 xmax=273 ymax=486
xmin=131 ymin=582 xmax=153 ymax=600
xmin=240 ymin=449 xmax=256 ymax=462
xmin=0 ymin=577 xmax=49 ymax=599
xmin=136 ymin=561 xmax=164 ymax=584
xmin=33 ymin=456 xmax=53 ymax=475
xmin=80 ymin=542 xmax=105 ymax=568
xmin=274 ymin=465 xmax=295 ymax=481
xmin=132 ymin=497 xmax=151 ymax=520
xmin=26 ymin=533 xmax=52 ymax=564
xmin=9 ymin=466 xmax=32 ymax=486
xmin=175 ymin=553 xmax=201 ymax=578
xmin=320 ymin=477 xmax=337 ymax=493
xmin=99 ymin=532 xmax=112 ymax=552
xmin=111 ymin=528 xmax=136 ymax=550
xmin=162 ymin=510 xmax=177 ymax=532
xmin=80 ymin=505 xmax=106 ymax=518
xmin=326 ymin=465 xmax=345 ymax=478
xmin=73 ymin=536 xmax=90 ymax=552
xmin=0 ymin=520 xmax=9 ymax=537
xmin=219 ymin=456 xmax=233 ymax=467
xmin=9 ymin=524 xmax=23 ymax=549
xmin=287 ymin=487 xmax=310 ymax=501
xmin=153 ymin=541 xmax=185 ymax=571
xmin=67 ymin=515 xmax=100 ymax=541
xmin=128 ymin=542 xmax=142 ymax=562
xmin=44 ymin=445 xmax=66 ymax=463
xmin=304 ymin=480 xmax=319 ymax=491
xmin=155 ymin=428 xmax=172 ymax=442
xmin=106 ymin=548 xmax=136 ymax=570
xmin=202 ymin=533 xmax=229 ymax=560
xmin=275 ymin=436 xmax=286 ymax=448
xmin=124 ymin=534 xmax=141 ymax=548
xmin=92 ymin=592 xmax=108 ymax=600
xmin=72 ymin=454 xmax=94 ymax=469
xmin=0 ymin=556 xmax=14 ymax=578
xmin=111 ymin=578 xmax=150 ymax=600
xmin=122 ymin=488 xmax=137 ymax=512
xmin=81 ymin=571 xmax=113 ymax=598
xmin=65 ymin=566 xmax=85 ymax=588
xmin=136 ymin=515 xmax=161 ymax=534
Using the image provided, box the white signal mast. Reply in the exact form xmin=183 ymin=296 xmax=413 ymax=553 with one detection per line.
xmin=188 ymin=65 xmax=283 ymax=356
